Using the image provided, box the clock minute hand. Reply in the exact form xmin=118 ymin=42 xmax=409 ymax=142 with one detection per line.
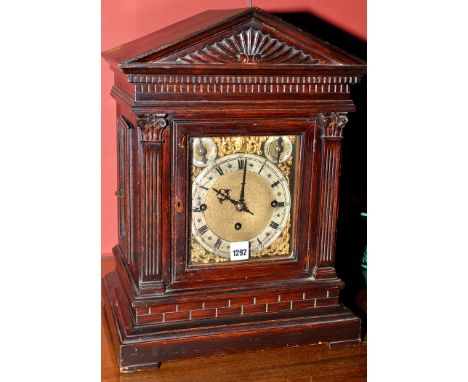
xmin=239 ymin=158 xmax=247 ymax=203
xmin=237 ymin=159 xmax=255 ymax=215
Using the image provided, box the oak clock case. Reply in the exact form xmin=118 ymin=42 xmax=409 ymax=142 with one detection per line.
xmin=102 ymin=7 xmax=366 ymax=373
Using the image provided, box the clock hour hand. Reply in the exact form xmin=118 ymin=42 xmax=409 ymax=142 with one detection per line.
xmin=212 ymin=188 xmax=237 ymax=206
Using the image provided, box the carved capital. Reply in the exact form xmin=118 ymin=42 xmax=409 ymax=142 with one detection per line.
xmin=317 ymin=112 xmax=348 ymax=138
xmin=137 ymin=114 xmax=168 ymax=142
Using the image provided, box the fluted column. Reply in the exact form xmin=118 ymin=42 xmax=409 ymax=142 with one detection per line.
xmin=137 ymin=113 xmax=168 ymax=288
xmin=313 ymin=112 xmax=348 ymax=279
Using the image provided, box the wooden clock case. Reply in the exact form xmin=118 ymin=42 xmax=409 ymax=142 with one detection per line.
xmin=102 ymin=7 xmax=366 ymax=372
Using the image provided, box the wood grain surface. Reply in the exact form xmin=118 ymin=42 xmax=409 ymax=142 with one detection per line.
xmin=102 ymin=256 xmax=366 ymax=381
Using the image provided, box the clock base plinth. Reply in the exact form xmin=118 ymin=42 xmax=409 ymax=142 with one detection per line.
xmin=102 ymin=270 xmax=361 ymax=373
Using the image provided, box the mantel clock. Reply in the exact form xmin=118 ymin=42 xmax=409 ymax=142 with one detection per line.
xmin=102 ymin=7 xmax=366 ymax=372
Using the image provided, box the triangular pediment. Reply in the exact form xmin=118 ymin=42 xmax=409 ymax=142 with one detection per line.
xmin=103 ymin=8 xmax=365 ymax=71
xmin=161 ymin=27 xmax=323 ymax=65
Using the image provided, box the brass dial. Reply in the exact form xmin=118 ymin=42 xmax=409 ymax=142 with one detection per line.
xmin=192 ymin=153 xmax=291 ymax=258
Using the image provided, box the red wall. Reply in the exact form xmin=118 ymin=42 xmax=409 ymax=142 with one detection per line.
xmin=101 ymin=0 xmax=367 ymax=255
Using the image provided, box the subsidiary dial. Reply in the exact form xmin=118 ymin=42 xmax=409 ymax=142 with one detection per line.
xmin=191 ymin=138 xmax=217 ymax=167
xmin=264 ymin=136 xmax=293 ymax=164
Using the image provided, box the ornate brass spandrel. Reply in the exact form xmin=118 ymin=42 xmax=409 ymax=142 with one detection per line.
xmin=191 ymin=166 xmax=202 ymax=182
xmin=191 ymin=239 xmax=229 ymax=264
xmin=277 ymin=155 xmax=293 ymax=183
xmin=213 ymin=136 xmax=267 ymax=157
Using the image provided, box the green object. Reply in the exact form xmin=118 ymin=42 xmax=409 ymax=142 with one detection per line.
xmin=360 ymin=212 xmax=367 ymax=267
xmin=360 ymin=212 xmax=367 ymax=284
xmin=361 ymin=245 xmax=367 ymax=270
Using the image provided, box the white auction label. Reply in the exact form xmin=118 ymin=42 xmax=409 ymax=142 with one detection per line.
xmin=229 ymin=241 xmax=250 ymax=261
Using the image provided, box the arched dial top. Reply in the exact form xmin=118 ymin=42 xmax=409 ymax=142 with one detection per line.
xmin=191 ymin=152 xmax=291 ymax=259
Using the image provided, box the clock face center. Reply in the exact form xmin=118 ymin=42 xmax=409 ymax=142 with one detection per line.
xmin=235 ymin=201 xmax=246 ymax=211
xmin=204 ymin=169 xmax=274 ymax=243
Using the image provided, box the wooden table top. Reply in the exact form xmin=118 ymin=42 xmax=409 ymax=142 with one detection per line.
xmin=101 ymin=256 xmax=367 ymax=382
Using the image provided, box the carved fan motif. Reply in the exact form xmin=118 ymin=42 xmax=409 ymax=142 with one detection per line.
xmin=174 ymin=28 xmax=322 ymax=65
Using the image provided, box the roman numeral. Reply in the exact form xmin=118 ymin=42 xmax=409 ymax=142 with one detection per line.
xmin=199 ymin=185 xmax=209 ymax=191
xmin=269 ymin=221 xmax=279 ymax=230
xmin=277 ymin=202 xmax=285 ymax=207
xmin=214 ymin=238 xmax=222 ymax=249
xmin=198 ymin=225 xmax=209 ymax=235
xmin=238 ymin=159 xmax=245 ymax=169
xmin=214 ymin=164 xmax=223 ymax=175
xmin=193 ymin=207 xmax=202 ymax=212
xmin=271 ymin=180 xmax=280 ymax=188
xmin=257 ymin=238 xmax=262 ymax=245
